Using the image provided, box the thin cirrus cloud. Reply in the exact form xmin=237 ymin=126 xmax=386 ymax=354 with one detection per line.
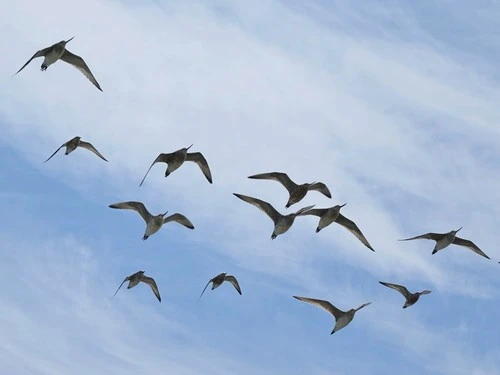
xmin=0 ymin=0 xmax=499 ymax=374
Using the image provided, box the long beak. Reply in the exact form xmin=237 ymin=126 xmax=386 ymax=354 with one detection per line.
xmin=456 ymin=227 xmax=463 ymax=232
xmin=66 ymin=37 xmax=75 ymax=43
xmin=186 ymin=144 xmax=193 ymax=150
xmin=163 ymin=210 xmax=169 ymax=216
xmin=340 ymin=203 xmax=347 ymax=208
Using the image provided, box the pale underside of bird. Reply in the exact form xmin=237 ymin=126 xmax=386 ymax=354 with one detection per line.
xmin=108 ymin=201 xmax=195 ymax=240
xmin=399 ymin=227 xmax=490 ymax=259
xmin=198 ymin=272 xmax=242 ymax=300
xmin=43 ymin=136 xmax=108 ymax=163
xmin=15 ymin=37 xmax=102 ymax=91
xmin=293 ymin=296 xmax=372 ymax=334
xmin=248 ymin=172 xmax=332 ymax=208
xmin=113 ymin=270 xmax=161 ymax=302
xmin=139 ymin=144 xmax=212 ymax=186
xmin=302 ymin=203 xmax=375 ymax=251
xmin=233 ymin=193 xmax=314 ymax=239
xmin=379 ymin=281 xmax=431 ymax=308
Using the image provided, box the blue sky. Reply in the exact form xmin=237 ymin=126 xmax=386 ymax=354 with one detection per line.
xmin=1 ymin=0 xmax=499 ymax=374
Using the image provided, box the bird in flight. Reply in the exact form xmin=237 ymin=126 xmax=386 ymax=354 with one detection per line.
xmin=113 ymin=270 xmax=161 ymax=302
xmin=399 ymin=227 xmax=490 ymax=259
xmin=233 ymin=193 xmax=314 ymax=239
xmin=43 ymin=136 xmax=108 ymax=163
xmin=198 ymin=272 xmax=242 ymax=300
xmin=248 ymin=172 xmax=331 ymax=208
xmin=108 ymin=201 xmax=194 ymax=240
xmin=15 ymin=37 xmax=103 ymax=91
xmin=379 ymin=281 xmax=431 ymax=308
xmin=140 ymin=144 xmax=212 ymax=186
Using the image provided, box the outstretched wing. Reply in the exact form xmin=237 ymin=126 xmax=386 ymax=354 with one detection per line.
xmin=300 ymin=208 xmax=329 ymax=217
xmin=78 ymin=141 xmax=108 ymax=161
xmin=112 ymin=276 xmax=130 ymax=298
xmin=452 ymin=237 xmax=490 ymax=259
xmin=293 ymin=296 xmax=344 ymax=319
xmin=198 ymin=280 xmax=213 ymax=301
xmin=224 ymin=275 xmax=242 ymax=295
xmin=308 ymin=182 xmax=332 ymax=198
xmin=247 ymin=172 xmax=298 ymax=194
xmin=141 ymin=276 xmax=161 ymax=302
xmin=43 ymin=143 xmax=66 ymax=163
xmin=59 ymin=49 xmax=102 ymax=91
xmin=163 ymin=213 xmax=195 ymax=229
xmin=14 ymin=47 xmax=50 ymax=75
xmin=399 ymin=232 xmax=442 ymax=241
xmin=335 ymin=213 xmax=375 ymax=251
xmin=233 ymin=193 xmax=281 ymax=224
xmin=139 ymin=153 xmax=173 ymax=187
xmin=108 ymin=201 xmax=152 ymax=223
xmin=185 ymin=152 xmax=213 ymax=183
xmin=379 ymin=281 xmax=411 ymax=299
xmin=355 ymin=302 xmax=372 ymax=311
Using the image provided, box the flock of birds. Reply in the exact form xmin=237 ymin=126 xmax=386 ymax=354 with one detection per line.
xmin=15 ymin=37 xmax=496 ymax=335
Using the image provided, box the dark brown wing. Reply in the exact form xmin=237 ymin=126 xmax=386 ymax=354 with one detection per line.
xmin=224 ymin=275 xmax=242 ymax=295
xmin=59 ymin=49 xmax=102 ymax=91
xmin=233 ymin=193 xmax=281 ymax=224
xmin=185 ymin=152 xmax=213 ymax=183
xmin=141 ymin=276 xmax=161 ymax=302
xmin=399 ymin=232 xmax=442 ymax=241
xmin=452 ymin=237 xmax=490 ymax=259
xmin=78 ymin=141 xmax=108 ymax=161
xmin=293 ymin=296 xmax=344 ymax=319
xmin=163 ymin=213 xmax=195 ymax=229
xmin=379 ymin=281 xmax=411 ymax=299
xmin=335 ymin=213 xmax=375 ymax=251
xmin=108 ymin=201 xmax=152 ymax=223
xmin=308 ymin=182 xmax=332 ymax=198
xmin=14 ymin=48 xmax=50 ymax=75
xmin=43 ymin=143 xmax=66 ymax=163
xmin=139 ymin=153 xmax=174 ymax=187
xmin=248 ymin=172 xmax=298 ymax=194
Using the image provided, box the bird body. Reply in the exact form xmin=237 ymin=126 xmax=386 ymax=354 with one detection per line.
xmin=248 ymin=172 xmax=331 ymax=208
xmin=108 ymin=201 xmax=194 ymax=240
xmin=233 ymin=193 xmax=314 ymax=239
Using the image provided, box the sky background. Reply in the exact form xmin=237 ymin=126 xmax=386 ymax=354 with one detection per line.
xmin=1 ymin=0 xmax=499 ymax=374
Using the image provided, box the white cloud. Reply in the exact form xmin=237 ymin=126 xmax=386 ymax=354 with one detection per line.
xmin=0 ymin=0 xmax=499 ymax=374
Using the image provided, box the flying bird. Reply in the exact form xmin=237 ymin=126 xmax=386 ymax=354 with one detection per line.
xmin=108 ymin=201 xmax=194 ymax=240
xmin=233 ymin=193 xmax=314 ymax=239
xmin=248 ymin=172 xmax=331 ymax=208
xmin=113 ymin=270 xmax=161 ymax=302
xmin=14 ymin=37 xmax=102 ymax=91
xmin=399 ymin=227 xmax=490 ymax=259
xmin=139 ymin=144 xmax=212 ymax=186
xmin=44 ymin=136 xmax=108 ymax=163
xmin=293 ymin=296 xmax=372 ymax=334
xmin=199 ymin=272 xmax=242 ymax=300
xmin=302 ymin=203 xmax=374 ymax=251
xmin=379 ymin=281 xmax=431 ymax=308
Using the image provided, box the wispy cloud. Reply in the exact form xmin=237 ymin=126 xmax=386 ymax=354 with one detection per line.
xmin=0 ymin=0 xmax=499 ymax=373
